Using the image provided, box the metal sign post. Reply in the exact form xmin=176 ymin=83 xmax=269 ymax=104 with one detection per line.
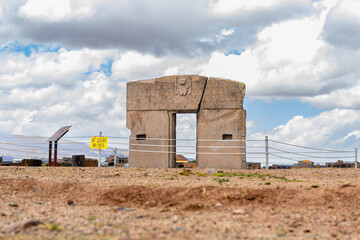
xmin=48 ymin=141 xmax=52 ymax=166
xmin=47 ymin=126 xmax=72 ymax=167
xmin=98 ymin=132 xmax=102 ymax=167
xmin=54 ymin=141 xmax=58 ymax=166
xmin=355 ymin=148 xmax=358 ymax=169
xmin=89 ymin=134 xmax=108 ymax=167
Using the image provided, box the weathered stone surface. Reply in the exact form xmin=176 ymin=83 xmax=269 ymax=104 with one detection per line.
xmin=201 ymin=77 xmax=245 ymax=109
xmin=197 ymin=109 xmax=246 ymax=169
xmin=127 ymin=75 xmax=207 ymax=111
xmin=127 ymin=111 xmax=174 ymax=168
xmin=126 ymin=75 xmax=246 ymax=169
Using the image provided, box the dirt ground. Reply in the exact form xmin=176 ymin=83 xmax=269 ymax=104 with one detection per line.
xmin=0 ymin=167 xmax=360 ymax=239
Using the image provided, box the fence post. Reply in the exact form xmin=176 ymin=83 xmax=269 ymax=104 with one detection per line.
xmin=114 ymin=148 xmax=117 ymax=168
xmin=265 ymin=136 xmax=269 ymax=170
xmin=98 ymin=131 xmax=102 ymax=167
xmin=355 ymin=148 xmax=358 ymax=169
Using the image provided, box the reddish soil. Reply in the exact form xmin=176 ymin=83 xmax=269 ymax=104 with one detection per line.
xmin=0 ymin=167 xmax=360 ymax=239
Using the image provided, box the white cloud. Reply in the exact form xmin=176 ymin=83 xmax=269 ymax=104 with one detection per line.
xmin=210 ymin=0 xmax=305 ymax=14
xmin=249 ymin=15 xmax=332 ymax=97
xmin=301 ymin=83 xmax=360 ymax=109
xmin=18 ymin=0 xmax=93 ymax=21
xmin=112 ymin=52 xmax=161 ymax=80
xmin=200 ymin=51 xmax=259 ymax=90
xmin=246 ymin=121 xmax=256 ymax=129
xmin=250 ymin=109 xmax=360 ymax=149
xmin=221 ymin=27 xmax=237 ymax=36
xmin=339 ymin=130 xmax=360 ymax=143
xmin=200 ymin=27 xmax=238 ymax=44
xmin=0 ymin=47 xmax=113 ymax=88
xmin=200 ymin=12 xmax=330 ymax=96
xmin=331 ymin=0 xmax=360 ymax=20
xmin=0 ymin=47 xmax=123 ymax=137
xmin=0 ymin=72 xmax=125 ymax=137
xmin=112 ymin=51 xmax=207 ymax=81
xmin=0 ymin=0 xmax=314 ymax=56
xmin=324 ymin=0 xmax=360 ymax=49
xmin=200 ymin=0 xmax=360 ymax=111
xmin=8 ymin=85 xmax=61 ymax=107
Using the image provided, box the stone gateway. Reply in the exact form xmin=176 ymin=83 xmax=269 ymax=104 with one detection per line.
xmin=126 ymin=75 xmax=246 ymax=169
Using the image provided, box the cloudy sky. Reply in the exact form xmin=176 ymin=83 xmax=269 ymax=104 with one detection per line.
xmin=1 ymin=0 xmax=360 ymax=155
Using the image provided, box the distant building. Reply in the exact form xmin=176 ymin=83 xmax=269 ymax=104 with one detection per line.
xmin=106 ymin=155 xmax=128 ymax=166
xmin=271 ymin=164 xmax=292 ymax=169
xmin=22 ymin=159 xmax=42 ymax=166
xmin=298 ymin=160 xmax=314 ymax=167
xmin=246 ymin=162 xmax=261 ymax=169
xmin=326 ymin=160 xmax=357 ymax=168
xmin=292 ymin=160 xmax=321 ymax=168
xmin=176 ymin=155 xmax=196 ymax=168
xmin=62 ymin=157 xmax=71 ymax=162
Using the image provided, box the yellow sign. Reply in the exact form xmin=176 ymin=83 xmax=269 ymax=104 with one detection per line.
xmin=90 ymin=137 xmax=108 ymax=149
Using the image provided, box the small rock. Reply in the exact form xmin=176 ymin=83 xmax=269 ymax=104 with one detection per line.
xmin=215 ymin=202 xmax=223 ymax=207
xmin=0 ymin=212 xmax=6 ymax=217
xmin=116 ymin=207 xmax=130 ymax=212
xmin=67 ymin=200 xmax=74 ymax=205
xmin=206 ymin=168 xmax=217 ymax=174
xmin=233 ymin=208 xmax=246 ymax=215
xmin=0 ymin=220 xmax=42 ymax=234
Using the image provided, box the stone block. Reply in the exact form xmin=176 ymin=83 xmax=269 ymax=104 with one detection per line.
xmin=127 ymin=75 xmax=207 ymax=111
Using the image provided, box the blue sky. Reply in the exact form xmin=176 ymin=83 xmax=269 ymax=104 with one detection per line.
xmin=0 ymin=42 xmax=61 ymax=56
xmin=245 ymin=99 xmax=323 ymax=134
xmin=1 ymin=0 xmax=360 ymax=160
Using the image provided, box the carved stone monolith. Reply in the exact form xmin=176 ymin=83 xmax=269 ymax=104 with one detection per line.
xmin=126 ymin=75 xmax=246 ymax=169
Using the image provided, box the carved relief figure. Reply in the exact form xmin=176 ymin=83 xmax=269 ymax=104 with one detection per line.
xmin=175 ymin=76 xmax=191 ymax=96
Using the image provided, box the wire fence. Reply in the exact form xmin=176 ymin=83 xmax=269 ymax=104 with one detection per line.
xmin=0 ymin=135 xmax=357 ymax=168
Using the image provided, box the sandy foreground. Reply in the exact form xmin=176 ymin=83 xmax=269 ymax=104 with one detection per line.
xmin=0 ymin=167 xmax=360 ymax=239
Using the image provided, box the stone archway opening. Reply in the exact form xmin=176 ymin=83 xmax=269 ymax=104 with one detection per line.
xmin=175 ymin=113 xmax=197 ymax=167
